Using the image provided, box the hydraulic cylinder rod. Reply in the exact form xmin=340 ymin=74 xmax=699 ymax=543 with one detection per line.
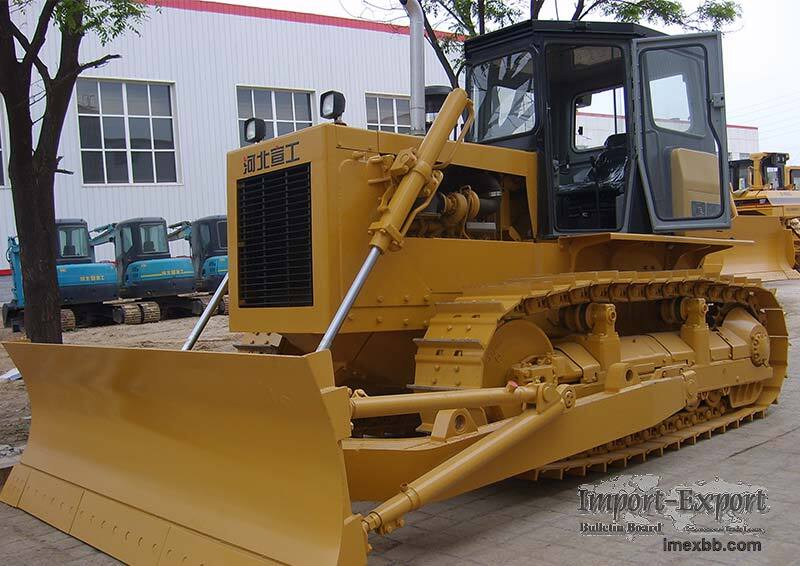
xmin=350 ymin=384 xmax=541 ymax=419
xmin=316 ymin=89 xmax=471 ymax=352
xmin=182 ymin=273 xmax=229 ymax=351
xmin=316 ymin=246 xmax=381 ymax=352
xmin=363 ymin=397 xmax=566 ymax=534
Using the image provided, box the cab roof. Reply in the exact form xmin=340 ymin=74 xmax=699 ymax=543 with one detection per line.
xmin=465 ymin=19 xmax=663 ymax=53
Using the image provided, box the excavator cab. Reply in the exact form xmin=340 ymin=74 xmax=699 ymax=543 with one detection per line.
xmin=465 ymin=22 xmax=730 ymax=235
xmin=189 ymin=215 xmax=228 ymax=291
xmin=91 ymin=217 xmax=195 ymax=298
xmin=55 ymin=219 xmax=94 ymax=265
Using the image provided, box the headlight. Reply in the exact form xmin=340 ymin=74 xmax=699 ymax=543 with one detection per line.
xmin=244 ymin=117 xmax=267 ymax=143
xmin=320 ymin=90 xmax=346 ymax=122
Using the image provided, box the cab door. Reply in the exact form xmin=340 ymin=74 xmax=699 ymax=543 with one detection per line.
xmin=632 ymin=32 xmax=730 ymax=231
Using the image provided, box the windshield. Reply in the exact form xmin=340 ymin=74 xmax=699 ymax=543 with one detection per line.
xmin=471 ymin=51 xmax=535 ymax=141
xmin=58 ymin=226 xmax=89 ymax=258
xmin=218 ymin=221 xmax=228 ymax=249
xmin=139 ymin=224 xmax=169 ymax=254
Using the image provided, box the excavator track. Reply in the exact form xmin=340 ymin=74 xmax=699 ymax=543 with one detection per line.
xmin=220 ymin=294 xmax=230 ymax=315
xmin=139 ymin=301 xmax=161 ymax=324
xmin=113 ymin=303 xmax=143 ymax=325
xmin=412 ymin=268 xmax=787 ymax=478
xmin=59 ymin=309 xmax=76 ymax=332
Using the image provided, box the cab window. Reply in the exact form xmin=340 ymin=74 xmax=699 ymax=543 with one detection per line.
xmin=58 ymin=226 xmax=89 ymax=258
xmin=121 ymin=226 xmax=134 ymax=254
xmin=139 ymin=224 xmax=168 ymax=254
xmin=763 ymin=165 xmax=783 ymax=188
xmin=574 ymin=86 xmax=626 ymax=151
xmin=218 ymin=221 xmax=228 ymax=249
xmin=471 ymin=51 xmax=535 ymax=141
xmin=199 ymin=223 xmax=212 ymax=249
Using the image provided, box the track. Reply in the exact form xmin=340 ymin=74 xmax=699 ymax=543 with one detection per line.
xmin=411 ymin=268 xmax=788 ymax=479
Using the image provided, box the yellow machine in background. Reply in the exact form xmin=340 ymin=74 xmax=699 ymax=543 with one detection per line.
xmin=722 ymin=151 xmax=800 ymax=277
xmin=1 ymin=9 xmax=790 ymax=566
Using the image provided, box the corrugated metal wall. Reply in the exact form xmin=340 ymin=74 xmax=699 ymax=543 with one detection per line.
xmin=0 ymin=3 xmax=451 ymax=267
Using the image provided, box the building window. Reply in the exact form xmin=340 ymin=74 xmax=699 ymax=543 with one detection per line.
xmin=76 ymin=78 xmax=178 ymax=185
xmin=237 ymin=87 xmax=313 ymax=146
xmin=366 ymin=94 xmax=411 ymax=133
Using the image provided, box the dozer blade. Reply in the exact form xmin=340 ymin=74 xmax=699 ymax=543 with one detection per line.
xmin=0 ymin=343 xmax=367 ymax=566
xmin=702 ymin=215 xmax=800 ymax=281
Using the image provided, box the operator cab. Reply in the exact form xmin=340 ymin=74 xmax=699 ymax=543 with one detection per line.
xmin=190 ymin=215 xmax=228 ymax=291
xmin=730 ymin=152 xmax=789 ymax=190
xmin=55 ymin=219 xmax=94 ymax=265
xmin=113 ymin=217 xmax=172 ymax=275
xmin=464 ymin=21 xmax=730 ymax=236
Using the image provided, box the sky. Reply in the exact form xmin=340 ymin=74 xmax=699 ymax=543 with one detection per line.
xmin=220 ymin=0 xmax=798 ymax=160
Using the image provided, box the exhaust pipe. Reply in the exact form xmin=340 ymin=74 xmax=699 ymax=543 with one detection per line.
xmin=401 ymin=0 xmax=426 ymax=135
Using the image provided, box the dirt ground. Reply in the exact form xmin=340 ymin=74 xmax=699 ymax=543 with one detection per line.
xmin=0 ymin=316 xmax=244 ymax=451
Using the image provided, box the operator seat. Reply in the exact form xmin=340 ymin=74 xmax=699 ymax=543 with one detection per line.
xmin=143 ymin=241 xmax=155 ymax=253
xmin=559 ymin=133 xmax=628 ymax=195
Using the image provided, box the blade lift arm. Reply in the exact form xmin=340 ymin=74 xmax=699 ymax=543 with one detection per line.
xmin=316 ymin=88 xmax=474 ymax=352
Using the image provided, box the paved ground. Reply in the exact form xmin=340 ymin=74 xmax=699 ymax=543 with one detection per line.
xmin=1 ymin=281 xmax=800 ymax=565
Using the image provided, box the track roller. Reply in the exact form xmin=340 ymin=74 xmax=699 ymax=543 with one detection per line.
xmin=60 ymin=309 xmax=76 ymax=332
xmin=139 ymin=301 xmax=161 ymax=323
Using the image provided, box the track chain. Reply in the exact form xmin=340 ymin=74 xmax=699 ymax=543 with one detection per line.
xmin=525 ymin=399 xmax=766 ymax=480
xmin=139 ymin=301 xmax=161 ymax=324
xmin=60 ymin=309 xmax=76 ymax=332
xmin=416 ymin=269 xmax=788 ymax=477
xmin=116 ymin=304 xmax=143 ymax=325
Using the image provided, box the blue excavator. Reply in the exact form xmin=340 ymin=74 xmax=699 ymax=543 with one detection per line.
xmin=2 ymin=218 xmax=119 ymax=331
xmin=167 ymin=215 xmax=228 ymax=291
xmin=90 ymin=217 xmax=207 ymax=322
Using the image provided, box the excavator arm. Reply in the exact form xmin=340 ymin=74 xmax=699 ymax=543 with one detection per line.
xmin=167 ymin=221 xmax=192 ymax=242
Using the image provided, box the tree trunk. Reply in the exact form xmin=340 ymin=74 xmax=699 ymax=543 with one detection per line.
xmin=8 ymin=156 xmax=62 ymax=344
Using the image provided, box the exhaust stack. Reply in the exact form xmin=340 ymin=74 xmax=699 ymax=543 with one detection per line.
xmin=401 ymin=0 xmax=425 ymax=135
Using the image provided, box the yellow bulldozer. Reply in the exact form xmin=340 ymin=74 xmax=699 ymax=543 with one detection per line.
xmin=725 ymin=151 xmax=800 ymax=275
xmin=1 ymin=4 xmax=791 ymax=565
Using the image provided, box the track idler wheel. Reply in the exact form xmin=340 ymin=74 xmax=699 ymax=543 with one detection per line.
xmin=60 ymin=309 xmax=76 ymax=332
xmin=139 ymin=301 xmax=161 ymax=323
xmin=114 ymin=304 xmax=143 ymax=325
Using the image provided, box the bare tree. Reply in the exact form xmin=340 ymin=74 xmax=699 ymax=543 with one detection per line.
xmin=0 ymin=0 xmax=148 ymax=343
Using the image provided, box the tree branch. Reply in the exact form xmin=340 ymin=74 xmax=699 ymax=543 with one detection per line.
xmin=8 ymin=22 xmax=52 ymax=85
xmin=576 ymin=0 xmax=607 ymax=19
xmin=25 ymin=0 xmax=59 ymax=65
xmin=78 ymin=53 xmax=121 ymax=73
xmin=572 ymin=0 xmax=586 ymax=20
xmin=531 ymin=0 xmax=547 ymax=19
xmin=422 ymin=10 xmax=458 ymax=88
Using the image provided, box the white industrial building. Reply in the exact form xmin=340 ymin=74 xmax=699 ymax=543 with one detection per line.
xmin=0 ymin=0 xmax=760 ymax=271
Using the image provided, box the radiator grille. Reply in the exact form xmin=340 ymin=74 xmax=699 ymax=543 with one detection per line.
xmin=237 ymin=163 xmax=312 ymax=307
